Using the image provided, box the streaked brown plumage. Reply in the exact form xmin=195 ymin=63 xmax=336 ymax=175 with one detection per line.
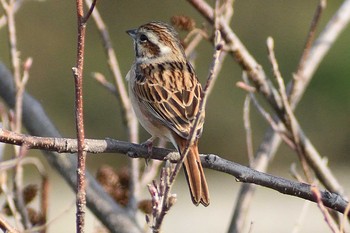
xmin=126 ymin=21 xmax=209 ymax=206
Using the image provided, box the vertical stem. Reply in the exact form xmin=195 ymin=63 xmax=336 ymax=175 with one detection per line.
xmin=73 ymin=1 xmax=96 ymax=232
xmin=40 ymin=175 xmax=49 ymax=233
xmin=74 ymin=0 xmax=87 ymax=232
xmin=5 ymin=0 xmax=22 ymax=135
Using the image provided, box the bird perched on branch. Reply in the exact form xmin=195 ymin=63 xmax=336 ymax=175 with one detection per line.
xmin=126 ymin=21 xmax=210 ymax=206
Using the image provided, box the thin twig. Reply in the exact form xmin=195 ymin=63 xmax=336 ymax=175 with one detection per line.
xmin=291 ymin=168 xmax=315 ymax=233
xmin=0 ymin=214 xmax=19 ymax=233
xmin=241 ymin=74 xmax=295 ymax=150
xmin=290 ymin=0 xmax=350 ymax=106
xmin=13 ymin=146 xmax=31 ymax=229
xmin=73 ymin=0 xmax=97 ymax=231
xmin=0 ymin=172 xmax=21 ymax=230
xmin=311 ymin=186 xmax=340 ymax=233
xmin=236 ymin=81 xmax=256 ymax=93
xmin=221 ymin=0 xmax=234 ymax=22
xmin=140 ymin=140 xmax=166 ymax=187
xmin=267 ymin=37 xmax=313 ymax=182
xmin=1 ymin=0 xmax=21 ymax=92
xmin=0 ymin=0 xmax=22 ymax=30
xmin=290 ymin=163 xmax=306 ymax=183
xmin=92 ymin=72 xmax=117 ymax=96
xmin=243 ymin=95 xmax=254 ymax=164
xmin=14 ymin=57 xmax=31 ymax=136
xmin=82 ymin=0 xmax=97 ymax=23
xmin=340 ymin=201 xmax=350 ymax=232
xmin=296 ymin=0 xmax=327 ymax=74
xmin=23 ymin=201 xmax=76 ymax=233
xmin=184 ymin=29 xmax=206 ymax=56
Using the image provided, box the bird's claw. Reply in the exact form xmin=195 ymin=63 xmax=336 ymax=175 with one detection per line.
xmin=141 ymin=138 xmax=154 ymax=165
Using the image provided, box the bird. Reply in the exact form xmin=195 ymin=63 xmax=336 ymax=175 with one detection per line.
xmin=126 ymin=21 xmax=210 ymax=206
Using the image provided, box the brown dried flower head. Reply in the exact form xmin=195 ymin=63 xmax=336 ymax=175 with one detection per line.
xmin=96 ymin=165 xmax=120 ymax=191
xmin=96 ymin=165 xmax=130 ymax=207
xmin=171 ymin=15 xmax=196 ymax=31
xmin=27 ymin=207 xmax=45 ymax=225
xmin=23 ymin=184 xmax=38 ymax=204
xmin=138 ymin=199 xmax=153 ymax=214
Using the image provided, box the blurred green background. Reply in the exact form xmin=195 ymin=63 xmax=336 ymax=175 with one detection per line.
xmin=0 ymin=0 xmax=349 ymax=232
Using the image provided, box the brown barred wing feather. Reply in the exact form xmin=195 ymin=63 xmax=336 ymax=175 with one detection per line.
xmin=133 ymin=61 xmax=203 ymax=140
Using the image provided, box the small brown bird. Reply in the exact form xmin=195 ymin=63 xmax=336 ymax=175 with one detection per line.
xmin=126 ymin=21 xmax=209 ymax=206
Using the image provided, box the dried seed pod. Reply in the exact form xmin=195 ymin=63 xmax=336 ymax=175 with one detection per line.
xmin=138 ymin=199 xmax=153 ymax=214
xmin=171 ymin=15 xmax=196 ymax=31
xmin=23 ymin=184 xmax=38 ymax=204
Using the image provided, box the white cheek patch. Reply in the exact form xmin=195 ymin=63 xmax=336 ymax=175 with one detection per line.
xmin=147 ymin=33 xmax=171 ymax=56
xmin=159 ymin=46 xmax=171 ymax=55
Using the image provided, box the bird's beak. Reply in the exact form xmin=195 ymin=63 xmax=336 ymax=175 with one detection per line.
xmin=126 ymin=29 xmax=137 ymax=40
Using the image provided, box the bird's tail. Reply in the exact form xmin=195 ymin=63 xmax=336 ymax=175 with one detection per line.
xmin=181 ymin=141 xmax=210 ymax=206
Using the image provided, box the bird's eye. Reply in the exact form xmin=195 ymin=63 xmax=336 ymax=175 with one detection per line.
xmin=139 ymin=34 xmax=148 ymax=43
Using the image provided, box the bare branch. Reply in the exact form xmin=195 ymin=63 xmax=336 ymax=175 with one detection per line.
xmin=93 ymin=72 xmax=117 ymax=96
xmin=0 ymin=128 xmax=349 ymax=218
xmin=243 ymin=95 xmax=253 ymax=164
xmin=82 ymin=0 xmax=97 ymax=23
xmin=205 ymin=154 xmax=349 ymax=218
xmin=73 ymin=0 xmax=99 ymax=230
xmin=1 ymin=0 xmax=21 ymax=89
xmin=297 ymin=0 xmax=327 ymax=73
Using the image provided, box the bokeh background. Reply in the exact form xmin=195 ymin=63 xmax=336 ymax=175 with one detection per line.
xmin=0 ymin=0 xmax=349 ymax=232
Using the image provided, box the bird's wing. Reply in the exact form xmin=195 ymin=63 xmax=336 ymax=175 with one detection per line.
xmin=133 ymin=61 xmax=204 ymax=139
